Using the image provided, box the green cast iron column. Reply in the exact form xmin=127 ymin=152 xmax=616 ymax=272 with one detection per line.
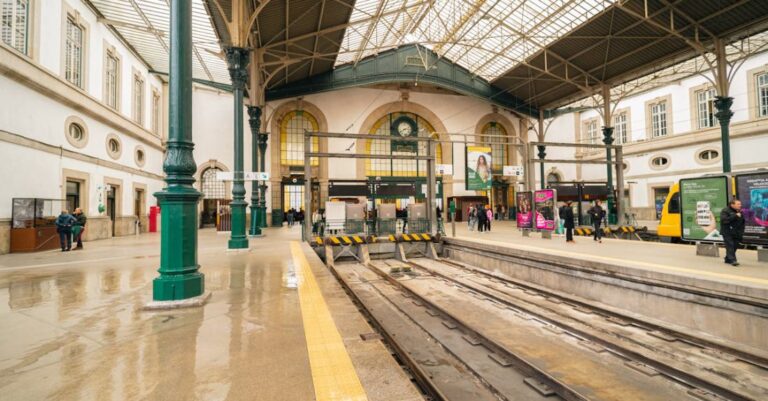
xmin=225 ymin=47 xmax=250 ymax=249
xmin=152 ymin=0 xmax=204 ymax=301
xmin=714 ymin=96 xmax=734 ymax=173
xmin=247 ymin=105 xmax=262 ymax=236
xmin=537 ymin=145 xmax=546 ymax=189
xmin=258 ymin=132 xmax=269 ymax=228
xmin=602 ymin=126 xmax=617 ymax=224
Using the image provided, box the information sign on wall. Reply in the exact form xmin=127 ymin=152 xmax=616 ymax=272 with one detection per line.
xmin=436 ymin=164 xmax=453 ymax=175
xmin=516 ymin=191 xmax=534 ymax=229
xmin=534 ymin=189 xmax=556 ymax=231
xmin=466 ymin=146 xmax=492 ymax=190
xmin=679 ymin=176 xmax=729 ymax=242
xmin=735 ymin=172 xmax=768 ymax=245
xmin=503 ymin=165 xmax=524 ymax=177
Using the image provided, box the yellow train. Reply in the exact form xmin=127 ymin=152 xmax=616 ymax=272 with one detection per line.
xmin=656 ymin=175 xmax=747 ymax=242
xmin=656 ymin=183 xmax=681 ymax=242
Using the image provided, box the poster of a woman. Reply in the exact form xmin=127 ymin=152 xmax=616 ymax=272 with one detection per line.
xmin=466 ymin=146 xmax=493 ymax=190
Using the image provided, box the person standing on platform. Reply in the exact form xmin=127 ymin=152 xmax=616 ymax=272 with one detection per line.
xmin=477 ymin=204 xmax=487 ymax=233
xmin=485 ymin=205 xmax=493 ymax=232
xmin=286 ymin=208 xmax=295 ymax=226
xmin=720 ymin=199 xmax=745 ymax=266
xmin=468 ymin=206 xmax=476 ymax=231
xmin=73 ymin=208 xmax=87 ymax=250
xmin=588 ymin=200 xmax=605 ymax=243
xmin=55 ymin=210 xmax=76 ymax=252
xmin=561 ymin=201 xmax=575 ymax=243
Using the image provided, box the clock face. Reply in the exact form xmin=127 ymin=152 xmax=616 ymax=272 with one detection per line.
xmin=397 ymin=121 xmax=412 ymax=136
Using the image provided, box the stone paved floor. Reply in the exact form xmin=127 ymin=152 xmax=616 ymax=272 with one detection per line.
xmin=0 ymin=226 xmax=421 ymax=401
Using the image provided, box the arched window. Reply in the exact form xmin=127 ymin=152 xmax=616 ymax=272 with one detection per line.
xmin=366 ymin=112 xmax=442 ymax=177
xmin=201 ymin=167 xmax=226 ymax=199
xmin=280 ymin=111 xmax=319 ymax=166
xmin=547 ymin=172 xmax=561 ymax=184
xmin=482 ymin=122 xmax=507 ymax=173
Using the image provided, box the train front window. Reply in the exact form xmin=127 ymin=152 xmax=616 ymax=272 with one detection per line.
xmin=668 ymin=193 xmax=680 ymax=214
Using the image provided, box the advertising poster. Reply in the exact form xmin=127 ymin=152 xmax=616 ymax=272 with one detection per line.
xmin=466 ymin=146 xmax=493 ymax=190
xmin=534 ymin=189 xmax=556 ymax=231
xmin=736 ymin=172 xmax=768 ymax=245
xmin=680 ymin=176 xmax=729 ymax=242
xmin=516 ymin=191 xmax=533 ymax=229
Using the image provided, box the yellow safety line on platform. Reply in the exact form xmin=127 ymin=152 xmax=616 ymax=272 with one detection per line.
xmin=290 ymin=241 xmax=369 ymax=401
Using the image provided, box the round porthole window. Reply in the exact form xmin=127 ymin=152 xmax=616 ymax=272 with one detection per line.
xmin=135 ymin=146 xmax=146 ymax=167
xmin=106 ymin=134 xmax=122 ymax=159
xmin=649 ymin=155 xmax=670 ymax=170
xmin=696 ymin=149 xmax=720 ymax=164
xmin=64 ymin=116 xmax=88 ymax=148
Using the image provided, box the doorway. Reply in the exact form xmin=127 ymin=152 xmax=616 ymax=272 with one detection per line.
xmin=107 ymin=185 xmax=117 ymax=236
xmin=653 ymin=187 xmax=669 ymax=220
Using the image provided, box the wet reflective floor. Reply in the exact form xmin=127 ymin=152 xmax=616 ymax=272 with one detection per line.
xmin=0 ymin=227 xmax=379 ymax=401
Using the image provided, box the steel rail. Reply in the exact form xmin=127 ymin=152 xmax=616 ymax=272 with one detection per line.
xmin=361 ymin=260 xmax=593 ymax=401
xmin=407 ymin=258 xmax=765 ymax=401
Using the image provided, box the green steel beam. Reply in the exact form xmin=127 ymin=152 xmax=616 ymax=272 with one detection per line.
xmin=152 ymin=0 xmax=204 ymax=301
xmin=265 ymin=45 xmax=539 ymax=117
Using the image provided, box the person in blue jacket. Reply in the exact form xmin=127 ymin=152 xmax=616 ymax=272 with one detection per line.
xmin=55 ymin=209 xmax=77 ymax=252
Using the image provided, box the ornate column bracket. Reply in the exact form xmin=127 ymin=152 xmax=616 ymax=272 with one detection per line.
xmin=247 ymin=105 xmax=262 ymax=237
xmin=714 ymin=96 xmax=734 ymax=173
xmin=226 ymin=46 xmax=250 ymax=249
xmin=152 ymin=0 xmax=204 ymax=301
xmin=602 ymin=126 xmax=617 ymax=224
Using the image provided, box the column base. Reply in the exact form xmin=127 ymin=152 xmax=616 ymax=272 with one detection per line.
xmin=145 ymin=291 xmax=211 ymax=310
xmin=152 ymin=270 xmax=205 ymax=301
xmin=228 ymin=236 xmax=249 ymax=249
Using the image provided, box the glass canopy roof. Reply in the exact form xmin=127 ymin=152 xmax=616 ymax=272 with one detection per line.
xmin=336 ymin=0 xmax=612 ymax=81
xmin=87 ymin=0 xmax=230 ymax=84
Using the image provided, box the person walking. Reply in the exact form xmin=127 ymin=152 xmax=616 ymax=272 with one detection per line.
xmin=286 ymin=208 xmax=295 ymax=226
xmin=72 ymin=208 xmax=87 ymax=250
xmin=560 ymin=201 xmax=575 ymax=243
xmin=720 ymin=199 xmax=745 ymax=266
xmin=485 ymin=205 xmax=493 ymax=232
xmin=588 ymin=200 xmax=605 ymax=243
xmin=55 ymin=209 xmax=76 ymax=252
xmin=468 ymin=206 xmax=476 ymax=231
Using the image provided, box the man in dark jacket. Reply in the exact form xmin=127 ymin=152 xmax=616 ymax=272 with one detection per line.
xmin=55 ymin=210 xmax=76 ymax=252
xmin=560 ymin=201 xmax=575 ymax=243
xmin=477 ymin=204 xmax=487 ymax=233
xmin=588 ymin=200 xmax=606 ymax=243
xmin=720 ymin=199 xmax=745 ymax=266
xmin=73 ymin=208 xmax=87 ymax=250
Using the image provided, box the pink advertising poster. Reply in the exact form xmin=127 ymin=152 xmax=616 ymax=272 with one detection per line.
xmin=534 ymin=189 xmax=556 ymax=230
xmin=516 ymin=191 xmax=533 ymax=229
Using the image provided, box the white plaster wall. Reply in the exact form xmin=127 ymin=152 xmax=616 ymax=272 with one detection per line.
xmin=34 ymin=0 xmax=162 ymax=130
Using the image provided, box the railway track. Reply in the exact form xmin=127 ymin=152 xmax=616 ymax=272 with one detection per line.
xmin=330 ymin=257 xmax=768 ymax=401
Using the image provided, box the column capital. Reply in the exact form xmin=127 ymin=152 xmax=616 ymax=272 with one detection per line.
xmin=601 ymin=126 xmax=614 ymax=146
xmin=714 ymin=96 xmax=734 ymax=122
xmin=225 ymin=47 xmax=250 ymax=89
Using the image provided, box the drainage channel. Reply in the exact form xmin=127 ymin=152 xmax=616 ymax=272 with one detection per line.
xmin=405 ymin=257 xmax=768 ymax=401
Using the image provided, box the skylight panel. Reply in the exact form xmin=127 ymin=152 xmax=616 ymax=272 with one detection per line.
xmin=335 ymin=0 xmax=613 ymax=80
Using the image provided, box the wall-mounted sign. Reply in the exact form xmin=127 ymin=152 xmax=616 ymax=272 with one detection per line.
xmin=534 ymin=189 xmax=556 ymax=231
xmin=503 ymin=165 xmax=524 ymax=177
xmin=216 ymin=172 xmax=269 ymax=181
xmin=735 ymin=172 xmax=768 ymax=245
xmin=436 ymin=164 xmax=453 ymax=175
xmin=516 ymin=191 xmax=533 ymax=229
xmin=466 ymin=145 xmax=492 ymax=190
xmin=679 ymin=176 xmax=728 ymax=242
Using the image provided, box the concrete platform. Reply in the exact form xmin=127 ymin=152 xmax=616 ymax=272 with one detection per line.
xmin=449 ymin=220 xmax=768 ymax=298
xmin=0 ymin=227 xmax=423 ymax=401
xmin=444 ymin=221 xmax=768 ymax=352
